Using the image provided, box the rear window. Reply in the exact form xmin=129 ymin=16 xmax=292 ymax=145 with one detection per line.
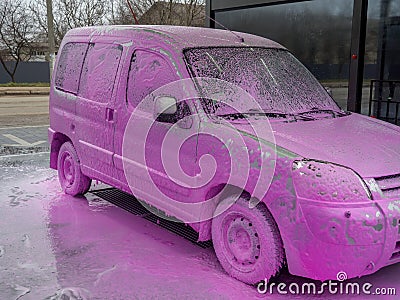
xmin=55 ymin=42 xmax=88 ymax=94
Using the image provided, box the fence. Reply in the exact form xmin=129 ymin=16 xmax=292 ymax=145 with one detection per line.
xmin=0 ymin=61 xmax=50 ymax=84
xmin=369 ymin=80 xmax=400 ymax=125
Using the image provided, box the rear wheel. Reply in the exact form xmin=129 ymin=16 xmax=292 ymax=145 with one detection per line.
xmin=57 ymin=141 xmax=91 ymax=196
xmin=212 ymin=196 xmax=284 ymax=285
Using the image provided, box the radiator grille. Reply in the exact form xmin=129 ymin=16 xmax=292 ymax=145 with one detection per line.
xmin=390 ymin=241 xmax=400 ymax=260
xmin=375 ymin=174 xmax=400 ymax=198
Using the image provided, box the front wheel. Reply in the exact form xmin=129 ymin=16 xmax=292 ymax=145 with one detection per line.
xmin=212 ymin=196 xmax=284 ymax=285
xmin=57 ymin=141 xmax=91 ymax=196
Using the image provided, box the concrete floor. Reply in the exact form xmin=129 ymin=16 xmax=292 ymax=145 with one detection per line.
xmin=0 ymin=153 xmax=399 ymax=299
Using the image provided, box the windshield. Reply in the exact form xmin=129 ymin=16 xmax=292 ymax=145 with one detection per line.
xmin=184 ymin=47 xmax=342 ymax=118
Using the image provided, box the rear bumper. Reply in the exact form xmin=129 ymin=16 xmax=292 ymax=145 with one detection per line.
xmin=48 ymin=127 xmax=57 ymax=169
xmin=283 ymin=197 xmax=400 ymax=281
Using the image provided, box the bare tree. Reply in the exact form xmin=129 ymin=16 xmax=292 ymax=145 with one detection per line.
xmin=58 ymin=0 xmax=108 ymax=28
xmin=30 ymin=0 xmax=109 ymax=46
xmin=28 ymin=0 xmax=206 ymax=54
xmin=139 ymin=0 xmax=205 ymax=26
xmin=109 ymin=0 xmax=136 ymax=25
xmin=112 ymin=0 xmax=205 ymax=27
xmin=182 ymin=0 xmax=205 ymax=26
xmin=0 ymin=0 xmax=36 ymax=82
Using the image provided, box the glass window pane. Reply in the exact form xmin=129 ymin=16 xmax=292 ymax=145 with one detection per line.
xmin=127 ymin=50 xmax=176 ymax=109
xmin=79 ymin=43 xmax=122 ymax=103
xmin=55 ymin=42 xmax=88 ymax=94
xmin=185 ymin=47 xmax=339 ymax=115
xmin=365 ymin=0 xmax=400 ymax=123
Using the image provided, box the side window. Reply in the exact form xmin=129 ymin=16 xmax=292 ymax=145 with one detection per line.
xmin=127 ymin=50 xmax=177 ymax=109
xmin=55 ymin=42 xmax=88 ymax=94
xmin=79 ymin=43 xmax=123 ymax=103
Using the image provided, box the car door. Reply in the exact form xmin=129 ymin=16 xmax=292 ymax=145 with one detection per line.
xmin=113 ymin=48 xmax=200 ymax=219
xmin=75 ymin=38 xmax=123 ymax=181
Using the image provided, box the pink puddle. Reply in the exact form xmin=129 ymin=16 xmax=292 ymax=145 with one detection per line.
xmin=0 ymin=154 xmax=398 ymax=299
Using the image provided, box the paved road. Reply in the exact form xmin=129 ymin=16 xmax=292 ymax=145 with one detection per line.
xmin=0 ymin=96 xmax=49 ymax=154
xmin=0 ymin=95 xmax=49 ymax=128
xmin=0 ymin=125 xmax=48 ymax=148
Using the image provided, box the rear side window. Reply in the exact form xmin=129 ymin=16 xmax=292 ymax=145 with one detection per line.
xmin=55 ymin=42 xmax=88 ymax=94
xmin=127 ymin=50 xmax=176 ymax=109
xmin=79 ymin=43 xmax=123 ymax=103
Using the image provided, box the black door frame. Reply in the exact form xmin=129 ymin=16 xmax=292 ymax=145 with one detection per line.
xmin=206 ymin=0 xmax=369 ymax=113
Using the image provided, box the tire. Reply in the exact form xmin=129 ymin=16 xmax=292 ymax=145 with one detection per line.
xmin=212 ymin=196 xmax=284 ymax=285
xmin=57 ymin=141 xmax=91 ymax=196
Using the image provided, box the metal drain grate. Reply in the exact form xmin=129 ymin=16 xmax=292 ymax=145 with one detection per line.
xmin=91 ymin=188 xmax=213 ymax=249
xmin=93 ymin=188 xmax=149 ymax=216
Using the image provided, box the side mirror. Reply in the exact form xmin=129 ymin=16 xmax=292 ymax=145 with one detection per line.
xmin=154 ymin=96 xmax=177 ymax=117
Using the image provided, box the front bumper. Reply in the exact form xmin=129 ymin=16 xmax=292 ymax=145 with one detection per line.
xmin=281 ymin=197 xmax=400 ymax=281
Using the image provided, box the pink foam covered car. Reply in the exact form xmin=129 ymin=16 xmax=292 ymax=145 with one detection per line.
xmin=49 ymin=25 xmax=400 ymax=285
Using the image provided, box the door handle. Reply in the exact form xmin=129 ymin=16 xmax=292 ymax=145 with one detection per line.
xmin=106 ymin=108 xmax=114 ymax=122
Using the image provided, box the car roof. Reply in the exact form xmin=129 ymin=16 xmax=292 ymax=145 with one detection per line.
xmin=66 ymin=25 xmax=285 ymax=50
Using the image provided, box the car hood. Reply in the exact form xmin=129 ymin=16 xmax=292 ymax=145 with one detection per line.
xmin=234 ymin=113 xmax=400 ymax=178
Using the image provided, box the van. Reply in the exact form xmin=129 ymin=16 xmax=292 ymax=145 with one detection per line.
xmin=49 ymin=25 xmax=400 ymax=285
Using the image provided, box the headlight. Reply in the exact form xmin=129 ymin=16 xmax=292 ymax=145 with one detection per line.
xmin=292 ymin=160 xmax=371 ymax=201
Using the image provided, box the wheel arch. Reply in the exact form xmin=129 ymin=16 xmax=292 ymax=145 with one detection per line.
xmin=198 ymin=184 xmax=253 ymax=241
xmin=50 ymin=132 xmax=72 ymax=169
xmin=198 ymin=183 xmax=284 ymax=246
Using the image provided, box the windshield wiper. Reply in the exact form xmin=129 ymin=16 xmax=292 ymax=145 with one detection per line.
xmin=246 ymin=110 xmax=316 ymax=122
xmin=217 ymin=112 xmax=247 ymax=120
xmin=297 ymin=108 xmax=349 ymax=118
xmin=218 ymin=111 xmax=288 ymax=119
xmin=254 ymin=112 xmax=288 ymax=118
xmin=217 ymin=110 xmax=317 ymax=123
